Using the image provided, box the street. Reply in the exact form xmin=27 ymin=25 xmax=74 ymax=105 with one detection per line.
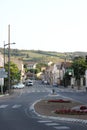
xmin=0 ymin=81 xmax=87 ymax=130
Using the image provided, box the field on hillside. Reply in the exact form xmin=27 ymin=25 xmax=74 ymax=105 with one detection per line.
xmin=0 ymin=48 xmax=66 ymax=63
xmin=1 ymin=48 xmax=87 ymax=63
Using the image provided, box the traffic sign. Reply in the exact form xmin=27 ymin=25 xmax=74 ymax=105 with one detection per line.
xmin=0 ymin=74 xmax=7 ymax=78
xmin=0 ymin=68 xmax=7 ymax=78
xmin=0 ymin=68 xmax=5 ymax=72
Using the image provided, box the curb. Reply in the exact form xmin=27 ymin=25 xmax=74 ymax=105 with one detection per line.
xmin=0 ymin=94 xmax=9 ymax=97
xmin=30 ymin=99 xmax=87 ymax=125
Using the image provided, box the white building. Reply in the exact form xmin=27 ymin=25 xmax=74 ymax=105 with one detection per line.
xmin=0 ymin=52 xmax=4 ymax=67
xmin=52 ymin=63 xmax=61 ymax=84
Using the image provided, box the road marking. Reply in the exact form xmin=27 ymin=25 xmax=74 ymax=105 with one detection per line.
xmin=54 ymin=126 xmax=70 ymax=129
xmin=45 ymin=123 xmax=59 ymax=126
xmin=0 ymin=105 xmax=8 ymax=108
xmin=38 ymin=120 xmax=70 ymax=129
xmin=12 ymin=104 xmax=22 ymax=108
xmin=38 ymin=120 xmax=52 ymax=123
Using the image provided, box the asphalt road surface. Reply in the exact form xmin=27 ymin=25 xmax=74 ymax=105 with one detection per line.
xmin=0 ymin=81 xmax=87 ymax=130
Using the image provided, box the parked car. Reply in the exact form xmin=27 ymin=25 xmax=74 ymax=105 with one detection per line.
xmin=26 ymin=80 xmax=33 ymax=86
xmin=44 ymin=80 xmax=48 ymax=84
xmin=12 ymin=83 xmax=25 ymax=89
xmin=53 ymin=83 xmax=58 ymax=87
xmin=42 ymin=80 xmax=49 ymax=85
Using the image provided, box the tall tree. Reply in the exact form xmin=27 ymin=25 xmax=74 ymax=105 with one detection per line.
xmin=5 ymin=61 xmax=21 ymax=85
xmin=71 ymin=57 xmax=87 ymax=80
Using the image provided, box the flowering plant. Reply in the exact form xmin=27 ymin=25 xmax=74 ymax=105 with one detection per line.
xmin=80 ymin=105 xmax=87 ymax=110
xmin=55 ymin=108 xmax=87 ymax=115
xmin=48 ymin=99 xmax=71 ymax=103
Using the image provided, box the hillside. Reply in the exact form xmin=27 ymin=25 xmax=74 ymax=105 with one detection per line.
xmin=0 ymin=48 xmax=87 ymax=63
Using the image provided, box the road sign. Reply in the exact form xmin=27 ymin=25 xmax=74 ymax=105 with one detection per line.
xmin=0 ymin=74 xmax=7 ymax=78
xmin=0 ymin=68 xmax=7 ymax=78
xmin=0 ymin=68 xmax=5 ymax=72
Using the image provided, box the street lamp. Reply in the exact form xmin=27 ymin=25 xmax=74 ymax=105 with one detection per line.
xmin=8 ymin=42 xmax=16 ymax=93
xmin=4 ymin=41 xmax=16 ymax=93
xmin=4 ymin=41 xmax=6 ymax=67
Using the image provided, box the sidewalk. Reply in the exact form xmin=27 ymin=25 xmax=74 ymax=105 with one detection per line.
xmin=67 ymin=85 xmax=86 ymax=92
xmin=0 ymin=93 xmax=9 ymax=97
xmin=57 ymin=85 xmax=87 ymax=92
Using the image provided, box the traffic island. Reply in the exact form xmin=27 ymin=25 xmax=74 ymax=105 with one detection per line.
xmin=34 ymin=98 xmax=87 ymax=120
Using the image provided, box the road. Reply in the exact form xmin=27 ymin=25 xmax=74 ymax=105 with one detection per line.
xmin=0 ymin=80 xmax=87 ymax=130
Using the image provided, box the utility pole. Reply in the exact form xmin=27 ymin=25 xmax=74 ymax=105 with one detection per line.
xmin=8 ymin=24 xmax=11 ymax=93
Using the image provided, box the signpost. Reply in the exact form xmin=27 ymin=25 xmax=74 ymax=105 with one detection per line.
xmin=0 ymin=68 xmax=7 ymax=94
xmin=0 ymin=68 xmax=7 ymax=78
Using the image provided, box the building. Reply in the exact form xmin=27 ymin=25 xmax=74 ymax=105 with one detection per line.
xmin=0 ymin=52 xmax=4 ymax=88
xmin=0 ymin=52 xmax=4 ymax=67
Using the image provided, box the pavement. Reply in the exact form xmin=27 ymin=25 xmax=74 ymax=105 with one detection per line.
xmin=1 ymin=86 xmax=87 ymax=125
xmin=0 ymin=93 xmax=9 ymax=97
xmin=57 ymin=85 xmax=87 ymax=92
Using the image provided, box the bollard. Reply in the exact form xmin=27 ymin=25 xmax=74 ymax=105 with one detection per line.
xmin=52 ymin=89 xmax=55 ymax=94
xmin=71 ymin=84 xmax=74 ymax=89
xmin=86 ymin=87 xmax=87 ymax=92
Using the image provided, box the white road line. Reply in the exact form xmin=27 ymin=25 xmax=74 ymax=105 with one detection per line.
xmin=31 ymin=90 xmax=35 ymax=92
xmin=45 ymin=123 xmax=60 ymax=126
xmin=36 ymin=90 xmax=40 ymax=92
xmin=38 ymin=120 xmax=70 ymax=129
xmin=12 ymin=104 xmax=22 ymax=108
xmin=38 ymin=120 xmax=52 ymax=123
xmin=54 ymin=126 xmax=70 ymax=129
xmin=42 ymin=90 xmax=46 ymax=92
xmin=0 ymin=105 xmax=8 ymax=108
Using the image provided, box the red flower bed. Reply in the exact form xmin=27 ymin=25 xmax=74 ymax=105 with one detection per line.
xmin=48 ymin=99 xmax=71 ymax=103
xmin=55 ymin=108 xmax=87 ymax=115
xmin=80 ymin=105 xmax=87 ymax=110
xmin=48 ymin=98 xmax=87 ymax=115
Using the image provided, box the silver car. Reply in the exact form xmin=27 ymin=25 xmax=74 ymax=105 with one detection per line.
xmin=12 ymin=83 xmax=25 ymax=89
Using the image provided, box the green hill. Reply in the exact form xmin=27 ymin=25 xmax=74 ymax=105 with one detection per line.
xmin=0 ymin=48 xmax=87 ymax=63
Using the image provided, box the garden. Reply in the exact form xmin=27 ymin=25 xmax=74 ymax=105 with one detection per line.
xmin=48 ymin=99 xmax=87 ymax=115
xmin=34 ymin=98 xmax=87 ymax=120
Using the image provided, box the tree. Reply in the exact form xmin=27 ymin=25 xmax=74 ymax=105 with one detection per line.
xmin=36 ymin=63 xmax=48 ymax=71
xmin=29 ymin=68 xmax=40 ymax=74
xmin=71 ymin=57 xmax=87 ymax=80
xmin=5 ymin=61 xmax=21 ymax=86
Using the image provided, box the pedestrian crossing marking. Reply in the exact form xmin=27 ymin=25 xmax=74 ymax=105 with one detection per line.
xmin=45 ymin=123 xmax=59 ymax=126
xmin=38 ymin=120 xmax=52 ymax=123
xmin=12 ymin=104 xmax=22 ymax=108
xmin=38 ymin=120 xmax=70 ymax=129
xmin=0 ymin=104 xmax=22 ymax=109
xmin=0 ymin=105 xmax=8 ymax=108
xmin=25 ymin=89 xmax=51 ymax=93
xmin=54 ymin=126 xmax=70 ymax=129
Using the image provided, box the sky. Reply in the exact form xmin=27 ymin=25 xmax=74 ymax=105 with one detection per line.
xmin=0 ymin=0 xmax=87 ymax=52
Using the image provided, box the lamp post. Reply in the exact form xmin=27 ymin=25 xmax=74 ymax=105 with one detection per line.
xmin=4 ymin=42 xmax=16 ymax=93
xmin=64 ymin=53 xmax=67 ymax=87
xmin=4 ymin=41 xmax=7 ymax=89
xmin=4 ymin=41 xmax=6 ymax=67
xmin=8 ymin=42 xmax=16 ymax=93
xmin=8 ymin=24 xmax=16 ymax=94
xmin=4 ymin=42 xmax=14 ymax=65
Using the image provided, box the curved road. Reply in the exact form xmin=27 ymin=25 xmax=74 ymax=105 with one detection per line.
xmin=0 ymin=82 xmax=87 ymax=130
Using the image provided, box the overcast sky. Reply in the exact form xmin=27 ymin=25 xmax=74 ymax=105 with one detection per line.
xmin=0 ymin=0 xmax=87 ymax=52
